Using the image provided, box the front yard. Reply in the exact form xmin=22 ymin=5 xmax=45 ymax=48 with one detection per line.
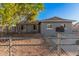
xmin=0 ymin=33 xmax=78 ymax=56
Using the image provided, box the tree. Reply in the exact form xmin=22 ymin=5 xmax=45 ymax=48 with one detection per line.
xmin=16 ymin=3 xmax=44 ymax=23
xmin=0 ymin=3 xmax=44 ymax=30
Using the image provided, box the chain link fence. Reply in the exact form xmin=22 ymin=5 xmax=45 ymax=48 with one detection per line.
xmin=0 ymin=33 xmax=78 ymax=56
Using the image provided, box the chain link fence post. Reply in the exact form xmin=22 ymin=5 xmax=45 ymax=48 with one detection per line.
xmin=9 ymin=37 xmax=12 ymax=56
xmin=57 ymin=32 xmax=62 ymax=56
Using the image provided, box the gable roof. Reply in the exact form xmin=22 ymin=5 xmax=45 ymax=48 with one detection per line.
xmin=41 ymin=16 xmax=76 ymax=23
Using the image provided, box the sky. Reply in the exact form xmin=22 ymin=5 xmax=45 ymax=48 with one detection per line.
xmin=37 ymin=3 xmax=79 ymax=23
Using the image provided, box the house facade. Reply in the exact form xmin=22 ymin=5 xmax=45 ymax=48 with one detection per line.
xmin=40 ymin=17 xmax=75 ymax=36
xmin=0 ymin=17 xmax=75 ymax=36
xmin=9 ymin=17 xmax=75 ymax=36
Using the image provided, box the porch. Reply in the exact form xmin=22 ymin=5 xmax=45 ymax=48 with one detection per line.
xmin=10 ymin=22 xmax=41 ymax=34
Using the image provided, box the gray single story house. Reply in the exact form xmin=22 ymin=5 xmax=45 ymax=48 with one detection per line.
xmin=0 ymin=16 xmax=75 ymax=36
xmin=9 ymin=16 xmax=75 ymax=36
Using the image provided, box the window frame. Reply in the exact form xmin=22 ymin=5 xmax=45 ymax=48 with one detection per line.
xmin=47 ymin=24 xmax=53 ymax=30
xmin=33 ymin=25 xmax=37 ymax=30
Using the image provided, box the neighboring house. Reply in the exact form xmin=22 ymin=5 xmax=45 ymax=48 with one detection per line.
xmin=73 ymin=22 xmax=79 ymax=32
xmin=0 ymin=16 xmax=75 ymax=36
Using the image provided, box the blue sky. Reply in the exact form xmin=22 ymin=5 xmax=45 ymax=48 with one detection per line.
xmin=37 ymin=3 xmax=79 ymax=23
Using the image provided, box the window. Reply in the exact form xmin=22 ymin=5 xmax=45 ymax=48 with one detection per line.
xmin=64 ymin=24 xmax=65 ymax=27
xmin=33 ymin=25 xmax=37 ymax=30
xmin=61 ymin=24 xmax=65 ymax=28
xmin=47 ymin=24 xmax=53 ymax=29
xmin=21 ymin=25 xmax=24 ymax=30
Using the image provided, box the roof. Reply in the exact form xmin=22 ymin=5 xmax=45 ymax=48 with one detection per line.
xmin=40 ymin=16 xmax=76 ymax=23
xmin=17 ymin=19 xmax=40 ymax=25
xmin=16 ymin=16 xmax=76 ymax=25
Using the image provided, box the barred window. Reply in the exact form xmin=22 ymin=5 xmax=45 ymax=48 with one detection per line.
xmin=47 ymin=24 xmax=53 ymax=29
xmin=21 ymin=25 xmax=24 ymax=30
xmin=33 ymin=25 xmax=37 ymax=30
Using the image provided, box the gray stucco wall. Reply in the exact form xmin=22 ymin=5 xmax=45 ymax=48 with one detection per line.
xmin=40 ymin=22 xmax=72 ymax=36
